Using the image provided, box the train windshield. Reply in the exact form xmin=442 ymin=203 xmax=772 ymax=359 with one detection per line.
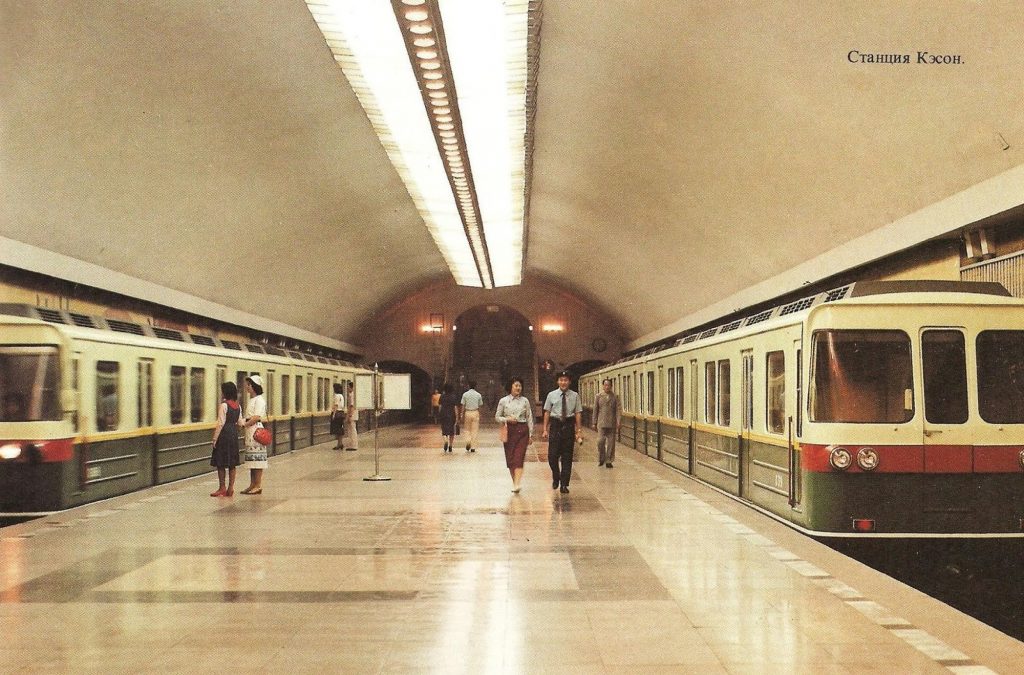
xmin=809 ymin=330 xmax=913 ymax=423
xmin=977 ymin=331 xmax=1024 ymax=424
xmin=0 ymin=346 xmax=62 ymax=422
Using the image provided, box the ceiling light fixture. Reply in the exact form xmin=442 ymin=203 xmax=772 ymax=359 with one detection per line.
xmin=304 ymin=0 xmax=541 ymax=288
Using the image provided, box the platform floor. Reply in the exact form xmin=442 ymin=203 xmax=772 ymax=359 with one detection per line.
xmin=2 ymin=422 xmax=1023 ymax=674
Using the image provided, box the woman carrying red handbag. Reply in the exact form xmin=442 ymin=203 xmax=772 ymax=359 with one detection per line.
xmin=240 ymin=375 xmax=268 ymax=495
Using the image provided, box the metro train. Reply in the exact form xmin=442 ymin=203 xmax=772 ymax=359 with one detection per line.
xmin=580 ymin=280 xmax=1024 ymax=537
xmin=0 ymin=304 xmax=372 ymax=515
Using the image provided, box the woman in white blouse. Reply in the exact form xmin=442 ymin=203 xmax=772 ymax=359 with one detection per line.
xmin=240 ymin=375 xmax=268 ymax=495
xmin=495 ymin=377 xmax=534 ymax=493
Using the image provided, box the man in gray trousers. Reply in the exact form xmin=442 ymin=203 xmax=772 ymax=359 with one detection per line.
xmin=593 ymin=378 xmax=621 ymax=468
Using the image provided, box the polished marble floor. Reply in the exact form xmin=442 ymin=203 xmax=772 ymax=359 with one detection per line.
xmin=1 ymin=423 xmax=1022 ymax=674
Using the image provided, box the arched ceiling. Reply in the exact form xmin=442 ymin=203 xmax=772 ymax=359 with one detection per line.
xmin=2 ymin=1 xmax=1023 ymax=352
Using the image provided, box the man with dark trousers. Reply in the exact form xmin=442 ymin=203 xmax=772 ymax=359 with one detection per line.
xmin=542 ymin=371 xmax=582 ymax=494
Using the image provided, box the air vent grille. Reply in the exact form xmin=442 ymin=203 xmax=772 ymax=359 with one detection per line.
xmin=681 ymin=335 xmax=699 ymax=344
xmin=190 ymin=334 xmax=216 ymax=347
xmin=221 ymin=340 xmax=242 ymax=351
xmin=245 ymin=344 xmax=265 ymax=353
xmin=153 ymin=328 xmax=185 ymax=342
xmin=824 ymin=286 xmax=851 ymax=302
xmin=36 ymin=308 xmax=66 ymax=324
xmin=719 ymin=320 xmax=742 ymax=333
xmin=69 ymin=313 xmax=96 ymax=328
xmin=698 ymin=328 xmax=718 ymax=340
xmin=780 ymin=297 xmax=815 ymax=316
xmin=746 ymin=309 xmax=774 ymax=326
xmin=107 ymin=319 xmax=145 ymax=336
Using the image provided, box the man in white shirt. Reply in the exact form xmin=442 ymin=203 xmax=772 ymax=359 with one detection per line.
xmin=459 ymin=381 xmax=484 ymax=453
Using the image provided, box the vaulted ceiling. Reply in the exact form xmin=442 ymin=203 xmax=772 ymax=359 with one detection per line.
xmin=3 ymin=1 xmax=1023 ymax=352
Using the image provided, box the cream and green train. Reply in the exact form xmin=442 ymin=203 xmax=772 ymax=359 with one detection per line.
xmin=0 ymin=304 xmax=371 ymax=515
xmin=580 ymin=281 xmax=1024 ymax=537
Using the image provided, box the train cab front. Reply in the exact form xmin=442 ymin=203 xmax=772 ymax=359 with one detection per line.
xmin=0 ymin=326 xmax=77 ymax=515
xmin=800 ymin=311 xmax=1024 ymax=537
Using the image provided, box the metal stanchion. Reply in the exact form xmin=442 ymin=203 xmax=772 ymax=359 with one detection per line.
xmin=364 ymin=363 xmax=391 ymax=482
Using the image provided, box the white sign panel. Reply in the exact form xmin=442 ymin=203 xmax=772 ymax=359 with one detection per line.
xmin=381 ymin=373 xmax=412 ymax=410
xmin=355 ymin=374 xmax=374 ymax=409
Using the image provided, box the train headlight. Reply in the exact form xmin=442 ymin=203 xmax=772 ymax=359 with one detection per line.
xmin=856 ymin=447 xmax=879 ymax=471
xmin=829 ymin=447 xmax=853 ymax=471
xmin=0 ymin=443 xmax=22 ymax=460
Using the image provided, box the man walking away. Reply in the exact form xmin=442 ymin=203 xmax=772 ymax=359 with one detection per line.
xmin=593 ymin=378 xmax=621 ymax=468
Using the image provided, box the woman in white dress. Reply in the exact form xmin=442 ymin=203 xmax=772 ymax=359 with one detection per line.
xmin=343 ymin=381 xmax=359 ymax=451
xmin=240 ymin=375 xmax=268 ymax=494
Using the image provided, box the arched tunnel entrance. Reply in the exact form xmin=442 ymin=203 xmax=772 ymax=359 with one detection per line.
xmin=450 ymin=305 xmax=536 ymax=407
xmin=377 ymin=360 xmax=432 ymax=422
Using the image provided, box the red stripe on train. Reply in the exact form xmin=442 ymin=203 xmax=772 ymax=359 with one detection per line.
xmin=801 ymin=443 xmax=1024 ymax=474
xmin=0 ymin=438 xmax=74 ymax=462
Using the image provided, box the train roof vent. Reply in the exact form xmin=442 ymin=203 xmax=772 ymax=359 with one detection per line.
xmin=719 ymin=320 xmax=742 ymax=333
xmin=681 ymin=334 xmax=699 ymax=344
xmin=244 ymin=344 xmax=265 ymax=353
xmin=152 ymin=327 xmax=185 ymax=342
xmin=303 ymin=354 xmax=317 ymax=362
xmin=317 ymin=357 xmax=330 ymax=364
xmin=68 ymin=312 xmax=97 ymax=328
xmin=288 ymin=351 xmax=303 ymax=359
xmin=698 ymin=327 xmax=718 ymax=340
xmin=220 ymin=340 xmax=242 ymax=351
xmin=328 ymin=358 xmax=341 ymax=366
xmin=779 ymin=296 xmax=815 ymax=316
xmin=824 ymin=285 xmax=851 ymax=302
xmin=35 ymin=308 xmax=66 ymax=324
xmin=265 ymin=347 xmax=287 ymax=357
xmin=107 ymin=319 xmax=145 ymax=336
xmin=190 ymin=334 xmax=216 ymax=347
xmin=745 ymin=309 xmax=774 ymax=326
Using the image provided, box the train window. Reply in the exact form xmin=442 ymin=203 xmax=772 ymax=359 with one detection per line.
xmin=742 ymin=353 xmax=753 ymax=431
xmin=977 ymin=331 xmax=1024 ymax=424
xmin=190 ymin=368 xmax=206 ymax=422
xmin=295 ymin=375 xmax=303 ymax=413
xmin=718 ymin=360 xmax=731 ymax=427
xmin=307 ymin=373 xmax=314 ymax=412
xmin=675 ymin=366 xmax=684 ymax=418
xmin=766 ymin=351 xmax=785 ymax=434
xmin=921 ymin=331 xmax=967 ymax=425
xmin=668 ymin=369 xmax=676 ymax=419
xmin=137 ymin=360 xmax=153 ymax=427
xmin=647 ymin=373 xmax=655 ymax=416
xmin=216 ymin=366 xmax=226 ymax=388
xmin=170 ymin=366 xmax=186 ymax=425
xmin=281 ymin=374 xmax=290 ymax=414
xmin=0 ymin=346 xmax=62 ymax=422
xmin=236 ymin=371 xmax=249 ymax=409
xmin=705 ymin=362 xmax=716 ymax=424
xmin=638 ymin=372 xmax=645 ymax=415
xmin=265 ymin=371 xmax=274 ymax=416
xmin=809 ymin=330 xmax=913 ymax=424
xmin=96 ymin=360 xmax=120 ymax=431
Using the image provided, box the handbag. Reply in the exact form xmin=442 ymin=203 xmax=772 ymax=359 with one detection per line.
xmin=253 ymin=425 xmax=272 ymax=446
xmin=498 ymin=422 xmax=508 ymax=444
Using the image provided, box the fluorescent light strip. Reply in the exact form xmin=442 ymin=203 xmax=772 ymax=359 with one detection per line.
xmin=441 ymin=0 xmax=527 ymax=286
xmin=392 ymin=0 xmax=494 ymax=288
xmin=306 ymin=0 xmax=482 ymax=286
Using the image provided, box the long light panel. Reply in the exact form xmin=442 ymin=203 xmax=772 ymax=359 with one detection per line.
xmin=305 ymin=0 xmax=539 ymax=288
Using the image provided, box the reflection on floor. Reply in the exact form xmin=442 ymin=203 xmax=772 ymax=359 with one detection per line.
xmin=1 ymin=423 xmax=1021 ymax=673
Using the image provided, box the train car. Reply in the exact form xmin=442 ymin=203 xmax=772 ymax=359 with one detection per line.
xmin=580 ymin=280 xmax=1024 ymax=537
xmin=0 ymin=304 xmax=372 ymax=515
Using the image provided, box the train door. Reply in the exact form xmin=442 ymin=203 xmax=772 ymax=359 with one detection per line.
xmin=920 ymin=328 xmax=971 ymax=471
xmin=739 ymin=350 xmax=753 ymax=499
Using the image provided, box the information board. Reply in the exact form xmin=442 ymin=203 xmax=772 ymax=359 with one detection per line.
xmin=355 ymin=374 xmax=374 ymax=409
xmin=381 ymin=373 xmax=411 ymax=410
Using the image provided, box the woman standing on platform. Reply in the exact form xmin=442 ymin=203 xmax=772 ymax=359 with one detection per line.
xmin=330 ymin=382 xmax=346 ymax=449
xmin=496 ymin=377 xmax=533 ymax=493
xmin=209 ymin=381 xmax=242 ymax=497
xmin=240 ymin=375 xmax=267 ymax=494
xmin=438 ymin=383 xmax=459 ymax=453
